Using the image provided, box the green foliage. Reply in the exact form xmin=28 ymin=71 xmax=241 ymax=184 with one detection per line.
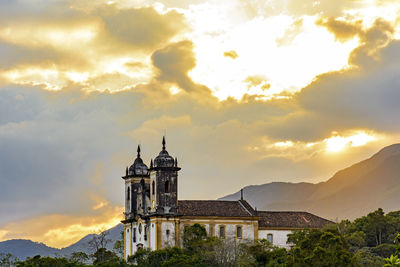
xmin=92 ymin=248 xmax=123 ymax=266
xmin=241 ymin=239 xmax=288 ymax=266
xmin=0 ymin=253 xmax=17 ymax=267
xmin=182 ymin=223 xmax=207 ymax=251
xmin=70 ymin=252 xmax=89 ymax=264
xmin=353 ymin=248 xmax=385 ymax=267
xmin=15 ymin=255 xmax=87 ymax=267
xmin=384 ymin=255 xmax=400 ymax=267
xmin=286 ymin=228 xmax=355 ymax=266
xmin=346 ymin=231 xmax=367 ymax=249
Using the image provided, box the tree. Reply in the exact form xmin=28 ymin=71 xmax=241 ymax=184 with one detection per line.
xmin=69 ymin=251 xmax=90 ymax=265
xmin=92 ymin=248 xmax=122 ymax=266
xmin=88 ymin=229 xmax=111 ymax=255
xmin=0 ymin=253 xmax=17 ymax=267
xmin=286 ymin=228 xmax=355 ymax=266
xmin=113 ymin=230 xmax=124 ymax=258
xmin=182 ymin=223 xmax=207 ymax=251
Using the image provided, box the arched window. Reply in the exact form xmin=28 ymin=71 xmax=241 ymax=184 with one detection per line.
xmin=267 ymin=233 xmax=273 ymax=244
xmin=152 ymin=181 xmax=155 ymax=195
xmin=127 ymin=186 xmax=130 ymax=200
xmin=165 ymin=180 xmax=170 ymax=193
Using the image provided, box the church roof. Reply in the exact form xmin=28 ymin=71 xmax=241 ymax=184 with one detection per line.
xmin=178 ymin=200 xmax=256 ymax=217
xmin=177 ymin=200 xmax=332 ymax=229
xmin=257 ymin=211 xmax=333 ymax=229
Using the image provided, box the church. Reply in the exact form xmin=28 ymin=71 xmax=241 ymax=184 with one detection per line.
xmin=121 ymin=137 xmax=332 ymax=260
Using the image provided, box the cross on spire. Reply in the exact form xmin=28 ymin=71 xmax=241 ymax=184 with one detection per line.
xmin=137 ymin=145 xmax=141 ymax=158
xmin=162 ymin=136 xmax=166 ymax=150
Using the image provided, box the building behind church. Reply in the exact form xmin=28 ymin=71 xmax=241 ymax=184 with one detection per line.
xmin=122 ymin=138 xmax=332 ymax=259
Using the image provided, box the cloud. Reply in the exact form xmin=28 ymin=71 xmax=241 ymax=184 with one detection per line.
xmin=152 ymin=40 xmax=211 ymax=94
xmin=316 ymin=17 xmax=362 ymax=42
xmin=0 ymin=1 xmax=188 ymax=92
xmin=223 ymin=50 xmax=238 ymax=59
xmin=101 ymin=7 xmax=187 ymax=51
xmin=0 ymin=204 xmax=123 ymax=248
xmin=296 ymin=20 xmax=400 ymax=137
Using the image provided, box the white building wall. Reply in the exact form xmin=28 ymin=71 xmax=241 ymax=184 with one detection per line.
xmin=161 ymin=221 xmax=176 ymax=247
xmin=178 ymin=219 xmax=256 ymax=244
xmin=130 ymin=221 xmax=150 ymax=255
xmin=258 ymin=229 xmax=292 ymax=248
xmin=125 ymin=225 xmax=132 ymax=259
xmin=150 ymin=222 xmax=156 ymax=250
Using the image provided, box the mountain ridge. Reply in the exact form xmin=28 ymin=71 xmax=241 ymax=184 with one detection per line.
xmin=0 ymin=224 xmax=123 ymax=260
xmin=221 ymin=143 xmax=400 ymax=221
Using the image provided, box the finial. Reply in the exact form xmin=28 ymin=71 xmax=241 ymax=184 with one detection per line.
xmin=162 ymin=136 xmax=166 ymax=150
xmin=150 ymin=159 xmax=153 ymax=168
xmin=137 ymin=145 xmax=141 ymax=158
xmin=240 ymin=188 xmax=243 ymax=200
xmin=175 ymin=157 xmax=178 ymax=167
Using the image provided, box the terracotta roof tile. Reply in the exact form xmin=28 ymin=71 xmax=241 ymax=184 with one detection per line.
xmin=178 ymin=200 xmax=255 ymax=217
xmin=257 ymin=211 xmax=333 ymax=229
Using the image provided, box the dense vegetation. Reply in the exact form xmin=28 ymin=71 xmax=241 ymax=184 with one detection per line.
xmin=2 ymin=208 xmax=400 ymax=266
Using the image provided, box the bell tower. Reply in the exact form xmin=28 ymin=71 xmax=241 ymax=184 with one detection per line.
xmin=122 ymin=145 xmax=150 ymax=220
xmin=149 ymin=137 xmax=180 ymax=214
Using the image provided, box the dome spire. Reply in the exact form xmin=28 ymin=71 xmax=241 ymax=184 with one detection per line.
xmin=162 ymin=136 xmax=166 ymax=150
xmin=137 ymin=145 xmax=141 ymax=158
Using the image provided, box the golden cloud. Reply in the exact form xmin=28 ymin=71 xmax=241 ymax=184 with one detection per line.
xmin=0 ymin=201 xmax=123 ymax=249
xmin=223 ymin=50 xmax=238 ymax=59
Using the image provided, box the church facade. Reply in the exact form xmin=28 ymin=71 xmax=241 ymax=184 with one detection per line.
xmin=122 ymin=138 xmax=332 ymax=260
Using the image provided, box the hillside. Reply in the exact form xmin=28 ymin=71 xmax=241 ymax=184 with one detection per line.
xmin=221 ymin=144 xmax=400 ymax=221
xmin=0 ymin=224 xmax=123 ymax=260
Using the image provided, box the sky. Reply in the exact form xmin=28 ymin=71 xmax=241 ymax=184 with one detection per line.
xmin=0 ymin=0 xmax=400 ymax=248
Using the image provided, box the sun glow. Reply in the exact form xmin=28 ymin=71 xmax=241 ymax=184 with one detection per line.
xmin=188 ymin=13 xmax=359 ymax=100
xmin=325 ymin=132 xmax=376 ymax=153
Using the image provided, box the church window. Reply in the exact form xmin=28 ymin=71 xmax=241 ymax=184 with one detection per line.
xmin=133 ymin=228 xmax=136 ymax=243
xmin=219 ymin=226 xmax=225 ymax=239
xmin=267 ymin=234 xmax=273 ymax=243
xmin=236 ymin=226 xmax=242 ymax=239
xmin=166 ymin=229 xmax=170 ymax=236
xmin=152 ymin=181 xmax=155 ymax=195
xmin=127 ymin=186 xmax=130 ymax=200
xmin=144 ymin=225 xmax=148 ymax=241
xmin=139 ymin=224 xmax=142 ymax=234
xmin=165 ymin=180 xmax=170 ymax=193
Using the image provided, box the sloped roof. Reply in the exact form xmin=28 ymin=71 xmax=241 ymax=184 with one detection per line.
xmin=257 ymin=211 xmax=333 ymax=229
xmin=178 ymin=200 xmax=255 ymax=217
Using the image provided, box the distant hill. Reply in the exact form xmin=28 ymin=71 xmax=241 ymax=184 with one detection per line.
xmin=221 ymin=144 xmax=400 ymax=221
xmin=0 ymin=224 xmax=123 ymax=260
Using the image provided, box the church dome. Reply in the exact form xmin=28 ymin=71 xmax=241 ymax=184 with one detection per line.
xmin=154 ymin=137 xmax=175 ymax=168
xmin=128 ymin=145 xmax=149 ymax=176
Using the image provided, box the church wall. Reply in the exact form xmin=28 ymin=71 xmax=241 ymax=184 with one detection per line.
xmin=130 ymin=220 xmax=150 ymax=255
xmin=258 ymin=229 xmax=292 ymax=248
xmin=150 ymin=222 xmax=156 ymax=250
xmin=124 ymin=224 xmax=132 ymax=259
xmin=161 ymin=221 xmax=176 ymax=247
xmin=178 ymin=218 xmax=257 ymax=244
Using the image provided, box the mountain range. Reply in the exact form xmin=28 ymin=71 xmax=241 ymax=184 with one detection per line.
xmin=221 ymin=143 xmax=400 ymax=221
xmin=2 ymin=144 xmax=400 ymax=259
xmin=0 ymin=224 xmax=123 ymax=260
